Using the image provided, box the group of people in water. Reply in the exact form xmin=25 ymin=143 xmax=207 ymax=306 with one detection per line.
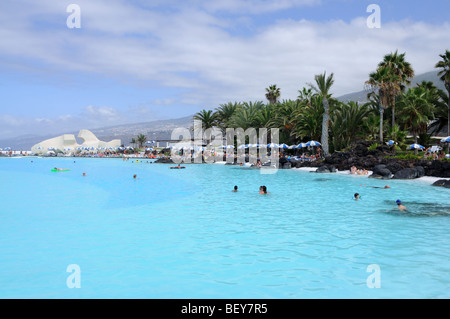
xmin=350 ymin=166 xmax=369 ymax=175
xmin=353 ymin=184 xmax=407 ymax=210
xmin=232 ymin=185 xmax=269 ymax=194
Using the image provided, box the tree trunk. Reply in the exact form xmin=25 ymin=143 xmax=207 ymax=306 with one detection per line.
xmin=414 ymin=134 xmax=418 ymax=156
xmin=392 ymin=102 xmax=395 ymax=129
xmin=379 ymin=104 xmax=384 ymax=142
xmin=321 ymin=97 xmax=330 ymax=157
xmin=447 ymin=83 xmax=450 ymax=154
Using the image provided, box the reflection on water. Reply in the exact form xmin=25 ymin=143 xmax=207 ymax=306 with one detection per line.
xmin=313 ymin=178 xmax=331 ymax=182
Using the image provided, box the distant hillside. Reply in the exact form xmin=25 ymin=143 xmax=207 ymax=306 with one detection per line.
xmin=337 ymin=70 xmax=446 ymax=103
xmin=0 ymin=115 xmax=193 ymax=151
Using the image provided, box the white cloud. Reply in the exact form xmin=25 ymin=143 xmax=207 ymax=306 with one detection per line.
xmin=0 ymin=0 xmax=449 ymax=139
xmin=201 ymin=0 xmax=321 ymax=14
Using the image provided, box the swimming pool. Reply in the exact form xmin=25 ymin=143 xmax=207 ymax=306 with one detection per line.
xmin=0 ymin=157 xmax=449 ymax=298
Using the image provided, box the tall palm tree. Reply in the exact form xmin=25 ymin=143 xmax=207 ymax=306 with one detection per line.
xmin=309 ymin=71 xmax=335 ymax=156
xmin=366 ymin=66 xmax=400 ymax=142
xmin=377 ymin=50 xmax=415 ymax=128
xmin=265 ymin=84 xmax=281 ymax=105
xmin=435 ymin=49 xmax=450 ymax=151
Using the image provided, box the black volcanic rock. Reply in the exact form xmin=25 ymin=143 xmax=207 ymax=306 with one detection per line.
xmin=282 ymin=162 xmax=292 ymax=169
xmin=315 ymin=164 xmax=337 ymax=173
xmin=432 ymin=179 xmax=450 ymax=188
xmin=372 ymin=164 xmax=393 ymax=179
xmin=393 ymin=166 xmax=425 ymax=179
xmin=316 ymin=165 xmax=330 ymax=173
xmin=385 ymin=162 xmax=404 ymax=174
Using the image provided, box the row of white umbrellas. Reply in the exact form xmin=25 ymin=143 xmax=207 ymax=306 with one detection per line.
xmin=169 ymin=141 xmax=321 ymax=151
xmin=219 ymin=141 xmax=321 ymax=149
xmin=387 ymin=136 xmax=450 ymax=150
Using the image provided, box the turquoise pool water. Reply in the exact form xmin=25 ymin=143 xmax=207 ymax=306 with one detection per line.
xmin=0 ymin=157 xmax=449 ymax=298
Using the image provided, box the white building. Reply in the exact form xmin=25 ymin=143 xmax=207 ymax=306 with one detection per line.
xmin=31 ymin=129 xmax=121 ymax=155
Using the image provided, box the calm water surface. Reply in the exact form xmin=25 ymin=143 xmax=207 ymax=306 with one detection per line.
xmin=0 ymin=157 xmax=449 ymax=298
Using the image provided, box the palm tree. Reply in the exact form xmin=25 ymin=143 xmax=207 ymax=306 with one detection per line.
xmin=309 ymin=71 xmax=335 ymax=156
xmin=386 ymin=124 xmax=408 ymax=152
xmin=193 ymin=109 xmax=217 ymax=130
xmin=255 ymin=105 xmax=274 ymax=129
xmin=130 ymin=138 xmax=137 ymax=148
xmin=136 ymin=134 xmax=147 ymax=148
xmin=377 ymin=50 xmax=415 ymax=128
xmin=265 ymin=85 xmax=281 ymax=105
xmin=366 ymin=66 xmax=401 ymax=142
xmin=269 ymin=100 xmax=301 ymax=144
xmin=428 ymin=89 xmax=449 ymax=136
xmin=297 ymin=87 xmax=314 ymax=102
xmin=397 ymin=87 xmax=434 ymax=154
xmin=292 ymin=95 xmax=323 ymax=142
xmin=230 ymin=102 xmax=262 ymax=130
xmin=435 ymin=50 xmax=450 ymax=152
xmin=363 ymin=114 xmax=381 ymax=141
xmin=215 ymin=102 xmax=240 ymax=132
xmin=330 ymin=101 xmax=371 ymax=151
xmin=193 ymin=109 xmax=218 ymax=145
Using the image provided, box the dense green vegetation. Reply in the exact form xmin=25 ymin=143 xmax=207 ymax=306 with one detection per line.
xmin=194 ymin=50 xmax=450 ymax=154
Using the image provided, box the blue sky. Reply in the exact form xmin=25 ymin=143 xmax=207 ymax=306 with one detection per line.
xmin=0 ymin=0 xmax=449 ymax=139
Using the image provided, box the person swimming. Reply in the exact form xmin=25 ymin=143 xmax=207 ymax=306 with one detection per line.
xmin=260 ymin=185 xmax=268 ymax=194
xmin=232 ymin=185 xmax=238 ymax=192
xmin=354 ymin=193 xmax=360 ymax=200
xmin=396 ymin=200 xmax=407 ymax=211
xmin=360 ymin=185 xmax=390 ymax=189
